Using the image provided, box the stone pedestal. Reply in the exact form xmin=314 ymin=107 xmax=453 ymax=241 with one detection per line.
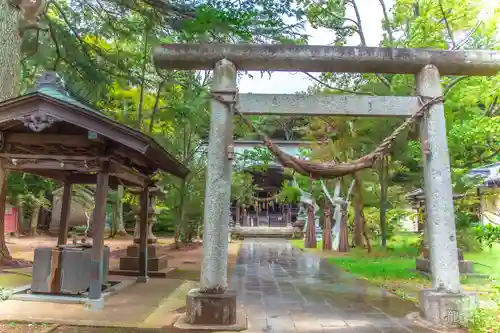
xmin=419 ymin=289 xmax=477 ymax=327
xmin=112 ymin=187 xmax=172 ymax=277
xmin=185 ymin=288 xmax=237 ymax=325
xmin=416 ymin=258 xmax=474 ymax=274
xmin=32 ymin=246 xmax=110 ymax=295
xmin=118 ymin=244 xmax=168 ymax=272
xmin=417 ymin=247 xmax=473 ymax=274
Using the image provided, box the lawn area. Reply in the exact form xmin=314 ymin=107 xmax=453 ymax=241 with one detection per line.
xmin=290 ymin=234 xmax=500 ymax=303
xmin=465 ymin=244 xmax=500 ymax=280
xmin=0 ymin=273 xmax=31 ymax=289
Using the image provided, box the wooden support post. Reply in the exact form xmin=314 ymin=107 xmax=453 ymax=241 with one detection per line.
xmin=137 ymin=186 xmax=149 ymax=283
xmin=57 ymin=182 xmax=72 ymax=246
xmin=235 ymin=204 xmax=240 ymax=227
xmin=87 ymin=163 xmax=109 ymax=309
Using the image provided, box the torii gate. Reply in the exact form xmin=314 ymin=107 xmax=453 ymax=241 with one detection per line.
xmin=153 ymin=44 xmax=500 ymax=329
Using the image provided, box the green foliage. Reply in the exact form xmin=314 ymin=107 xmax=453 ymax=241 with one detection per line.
xmin=468 ymin=283 xmax=500 ymax=333
xmin=231 ymin=172 xmax=257 ymax=206
xmin=277 ymin=183 xmax=301 ymax=204
xmin=474 ymin=224 xmax=500 ymax=249
xmin=234 ymin=147 xmax=275 ymax=171
xmin=4 ymin=0 xmax=499 ymax=254
xmin=363 ymin=207 xmax=410 ymax=242
xmin=457 ymin=227 xmax=484 ymax=252
xmin=329 ymin=255 xmax=422 ymax=281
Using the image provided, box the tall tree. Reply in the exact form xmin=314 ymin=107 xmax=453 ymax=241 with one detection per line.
xmin=298 ymin=0 xmax=499 ymax=248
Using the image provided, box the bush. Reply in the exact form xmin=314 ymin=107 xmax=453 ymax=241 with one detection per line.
xmin=363 ymin=207 xmax=409 ymax=242
xmin=454 ymin=209 xmax=483 ymax=252
xmin=457 ymin=227 xmax=484 ymax=252
xmin=474 ymin=224 xmax=500 ymax=250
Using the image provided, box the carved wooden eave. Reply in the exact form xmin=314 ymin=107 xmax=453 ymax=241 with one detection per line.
xmin=0 ymin=90 xmax=189 ymax=187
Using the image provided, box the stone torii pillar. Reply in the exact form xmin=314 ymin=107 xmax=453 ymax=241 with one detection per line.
xmin=182 ymin=59 xmax=242 ymax=329
xmin=416 ymin=65 xmax=475 ymax=325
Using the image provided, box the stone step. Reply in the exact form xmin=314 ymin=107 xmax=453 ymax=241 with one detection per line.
xmin=416 ymin=258 xmax=473 ymax=274
xmin=108 ymin=267 xmax=175 ymax=278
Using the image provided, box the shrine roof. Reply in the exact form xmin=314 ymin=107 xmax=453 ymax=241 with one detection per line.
xmin=0 ymin=72 xmax=189 ymax=182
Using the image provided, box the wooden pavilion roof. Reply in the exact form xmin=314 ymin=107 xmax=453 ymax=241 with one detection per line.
xmin=244 ymin=164 xmax=291 ymax=192
xmin=0 ymin=72 xmax=189 ymax=188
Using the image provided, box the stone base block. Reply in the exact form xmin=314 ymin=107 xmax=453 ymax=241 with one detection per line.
xmin=119 ymin=255 xmax=168 ymax=272
xmin=185 ymin=288 xmax=237 ymax=326
xmin=421 ymin=246 xmax=464 ymax=261
xmin=419 ymin=289 xmax=477 ymax=327
xmin=84 ymin=298 xmax=104 ymax=311
xmin=416 ymin=258 xmax=473 ymax=274
xmin=174 ymin=310 xmax=247 ymax=331
xmin=136 ymin=276 xmax=149 ymax=283
xmin=126 ymin=244 xmax=159 ymax=258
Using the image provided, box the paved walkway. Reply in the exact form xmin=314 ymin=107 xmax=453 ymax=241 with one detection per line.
xmin=229 ymin=239 xmax=433 ymax=333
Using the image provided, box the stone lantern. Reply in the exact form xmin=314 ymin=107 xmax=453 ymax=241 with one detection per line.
xmin=406 ymin=189 xmax=474 ymax=275
xmin=116 ymin=187 xmax=169 ymax=276
xmin=132 ymin=200 xmax=159 ymax=244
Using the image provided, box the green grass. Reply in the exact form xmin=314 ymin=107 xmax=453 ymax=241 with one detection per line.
xmin=465 ymin=243 xmax=500 ymax=279
xmin=0 ymin=273 xmax=31 ymax=288
xmin=289 ymin=239 xmax=323 ymax=250
xmin=328 ymin=255 xmax=421 ymax=281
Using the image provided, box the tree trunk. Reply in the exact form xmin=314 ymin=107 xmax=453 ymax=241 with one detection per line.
xmin=115 ymin=185 xmax=127 ymax=236
xmin=354 ymin=172 xmax=372 ymax=253
xmin=0 ymin=162 xmax=12 ymax=263
xmin=379 ymin=157 xmax=388 ymax=248
xmin=353 ymin=196 xmax=364 ymax=247
xmin=16 ymin=200 xmax=24 ymax=236
xmin=323 ymin=202 xmax=333 ymax=251
xmin=174 ymin=179 xmax=186 ymax=247
xmin=0 ymin=0 xmax=21 ymax=263
xmin=338 ymin=206 xmax=350 ymax=253
xmin=30 ymin=204 xmax=41 ymax=236
xmin=0 ymin=0 xmax=21 ymax=102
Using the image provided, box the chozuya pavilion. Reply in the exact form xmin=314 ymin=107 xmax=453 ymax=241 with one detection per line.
xmin=0 ymin=72 xmax=188 ymax=310
xmin=230 ymin=140 xmax=322 ymax=239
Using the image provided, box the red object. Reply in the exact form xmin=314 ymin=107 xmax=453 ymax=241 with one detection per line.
xmin=4 ymin=205 xmax=18 ymax=234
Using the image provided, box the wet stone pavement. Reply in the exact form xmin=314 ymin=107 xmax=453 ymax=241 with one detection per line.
xmin=229 ymin=239 xmax=433 ymax=333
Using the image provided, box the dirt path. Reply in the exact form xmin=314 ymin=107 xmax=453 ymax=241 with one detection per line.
xmin=0 ymin=235 xmax=174 ymax=289
xmin=0 ymin=324 xmax=155 ymax=333
xmin=4 ymin=235 xmax=139 ymax=264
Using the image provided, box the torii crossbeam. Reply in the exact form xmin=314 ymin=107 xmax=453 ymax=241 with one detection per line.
xmin=154 ymin=43 xmax=500 ymax=75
